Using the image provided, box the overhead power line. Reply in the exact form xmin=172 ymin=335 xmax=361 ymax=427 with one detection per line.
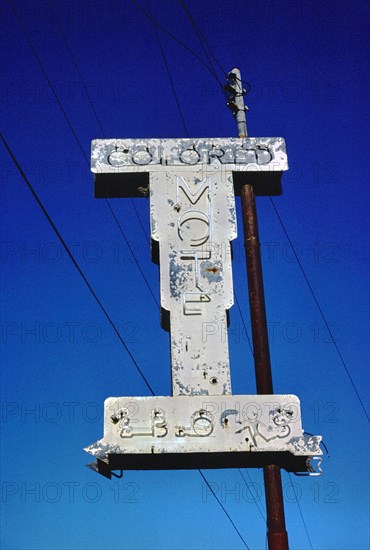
xmin=147 ymin=0 xmax=254 ymax=370
xmin=0 ymin=131 xmax=156 ymax=397
xmin=7 ymin=0 xmax=89 ymax=164
xmin=179 ymin=0 xmax=252 ymax=94
xmin=47 ymin=0 xmax=105 ymax=136
xmin=8 ymin=0 xmax=158 ymax=310
xmin=144 ymin=1 xmax=312 ymax=545
xmin=48 ymin=0 xmax=153 ymax=250
xmin=269 ymin=197 xmax=369 ymax=423
xmin=6 ymin=4 xmax=250 ymax=544
xmin=179 ymin=0 xmax=225 ymax=91
xmin=1 ymin=128 xmax=249 ymax=550
xmin=198 ymin=470 xmax=250 ymax=549
xmin=144 ymin=2 xmax=255 ymax=544
xmin=238 ymin=468 xmax=266 ymax=522
xmin=105 ymin=200 xmax=159 ymax=308
xmin=130 ymin=0 xmax=226 ymax=94
xmin=8 ymin=2 xmax=366 ymax=547
xmin=158 ymin=0 xmax=369 ymax=425
xmin=287 ymin=472 xmax=314 ymax=549
xmin=170 ymin=3 xmax=369 ymax=543
xmin=146 ymin=0 xmax=189 ymax=137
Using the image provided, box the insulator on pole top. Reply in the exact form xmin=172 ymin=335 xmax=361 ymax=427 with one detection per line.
xmin=225 ymin=67 xmax=248 ymax=137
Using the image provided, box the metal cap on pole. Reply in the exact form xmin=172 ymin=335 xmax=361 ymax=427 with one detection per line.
xmin=225 ymin=67 xmax=248 ymax=138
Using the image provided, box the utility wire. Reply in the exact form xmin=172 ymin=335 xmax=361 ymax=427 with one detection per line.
xmin=47 ymin=0 xmax=105 ymax=136
xmin=7 ymin=0 xmax=89 ymax=165
xmin=147 ymin=0 xmax=255 ymax=366
xmin=238 ymin=469 xmax=266 ymax=522
xmin=234 ymin=292 xmax=254 ymax=356
xmin=47 ymin=0 xmax=154 ymax=278
xmin=49 ymin=0 xmax=157 ymax=303
xmin=105 ymin=200 xmax=159 ymax=307
xmin=9 ymin=1 xmax=250 ymax=542
xmin=9 ymin=2 xmax=347 ymax=545
xmin=146 ymin=0 xmax=189 ymax=137
xmin=175 ymin=0 xmax=370 ymax=425
xmin=142 ymin=0 xmax=255 ymax=373
xmin=179 ymin=0 xmax=227 ymax=76
xmin=145 ymin=3 xmax=251 ymax=545
xmin=0 ymin=132 xmax=156 ymax=397
xmin=198 ymin=470 xmax=250 ymax=549
xmin=287 ymin=472 xmax=314 ymax=549
xmin=135 ymin=0 xmax=314 ymax=542
xmin=167 ymin=3 xmax=315 ymax=546
xmin=179 ymin=0 xmax=230 ymax=81
xmin=179 ymin=0 xmax=225 ymax=91
xmin=2 ymin=139 xmax=249 ymax=550
xmin=9 ymin=0 xmax=158 ymax=309
xmin=130 ymin=0 xmax=226 ymax=95
xmin=131 ymin=198 xmax=151 ymax=246
xmin=48 ymin=0 xmax=152 ymax=249
xmin=147 ymin=1 xmax=249 ymax=544
xmin=269 ymin=197 xmax=369 ymax=423
xmin=179 ymin=0 xmax=251 ymax=94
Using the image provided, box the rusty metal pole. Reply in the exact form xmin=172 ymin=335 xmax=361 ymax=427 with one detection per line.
xmin=241 ymin=184 xmax=289 ymax=550
xmin=227 ymin=68 xmax=289 ymax=549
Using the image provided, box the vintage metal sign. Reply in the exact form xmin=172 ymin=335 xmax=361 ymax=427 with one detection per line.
xmin=85 ymin=137 xmax=322 ymax=477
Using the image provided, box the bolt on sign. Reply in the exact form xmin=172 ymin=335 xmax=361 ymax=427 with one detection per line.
xmin=85 ymin=138 xmax=322 ymax=478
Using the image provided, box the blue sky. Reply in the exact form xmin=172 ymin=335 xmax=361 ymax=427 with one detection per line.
xmin=1 ymin=1 xmax=369 ymax=549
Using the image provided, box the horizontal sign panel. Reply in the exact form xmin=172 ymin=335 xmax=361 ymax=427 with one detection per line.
xmin=91 ymin=137 xmax=288 ymax=173
xmin=85 ymin=394 xmax=322 ymax=462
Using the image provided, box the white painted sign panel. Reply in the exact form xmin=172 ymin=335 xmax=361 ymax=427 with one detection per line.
xmin=85 ymin=137 xmax=322 ymax=476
